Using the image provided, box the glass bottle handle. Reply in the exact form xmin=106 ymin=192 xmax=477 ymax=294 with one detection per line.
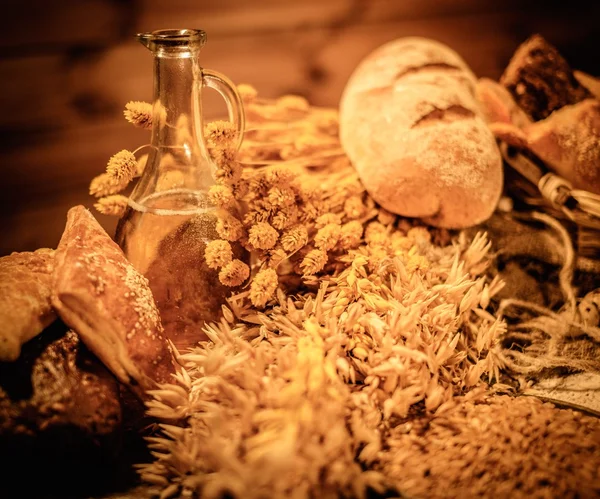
xmin=202 ymin=68 xmax=245 ymax=151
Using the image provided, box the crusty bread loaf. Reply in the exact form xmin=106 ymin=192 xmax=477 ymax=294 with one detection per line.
xmin=476 ymin=78 xmax=532 ymax=129
xmin=52 ymin=206 xmax=175 ymax=399
xmin=0 ymin=248 xmax=55 ymax=361
xmin=525 ymin=99 xmax=600 ymax=194
xmin=575 ymin=71 xmax=600 ymax=100
xmin=340 ymin=37 xmax=503 ymax=229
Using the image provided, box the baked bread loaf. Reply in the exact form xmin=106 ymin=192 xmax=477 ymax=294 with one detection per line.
xmin=476 ymin=78 xmax=532 ymax=129
xmin=500 ymin=35 xmax=592 ymax=121
xmin=526 ymin=99 xmax=600 ymax=194
xmin=0 ymin=248 xmax=56 ymax=362
xmin=52 ymin=206 xmax=175 ymax=399
xmin=339 ymin=37 xmax=503 ymax=228
xmin=575 ymin=71 xmax=600 ymax=100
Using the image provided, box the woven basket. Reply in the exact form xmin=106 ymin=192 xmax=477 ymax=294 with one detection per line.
xmin=500 ymin=141 xmax=600 ymax=262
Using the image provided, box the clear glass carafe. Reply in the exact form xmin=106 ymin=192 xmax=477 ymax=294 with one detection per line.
xmin=115 ymin=29 xmax=246 ymax=350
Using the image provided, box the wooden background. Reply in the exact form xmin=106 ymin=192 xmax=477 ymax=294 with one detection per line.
xmin=1 ymin=0 xmax=599 ymax=255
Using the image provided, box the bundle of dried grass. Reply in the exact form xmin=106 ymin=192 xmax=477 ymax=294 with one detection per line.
xmin=139 ymin=228 xmax=506 ymax=498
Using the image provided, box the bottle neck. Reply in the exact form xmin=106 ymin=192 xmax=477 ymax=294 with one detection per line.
xmin=151 ymin=53 xmax=203 ymax=151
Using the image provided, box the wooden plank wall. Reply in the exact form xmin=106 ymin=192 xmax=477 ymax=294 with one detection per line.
xmin=1 ymin=0 xmax=599 ymax=255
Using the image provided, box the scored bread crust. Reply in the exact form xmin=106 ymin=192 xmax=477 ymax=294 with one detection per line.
xmin=340 ymin=37 xmax=503 ymax=229
xmin=52 ymin=206 xmax=175 ymax=398
xmin=0 ymin=249 xmax=56 ymax=362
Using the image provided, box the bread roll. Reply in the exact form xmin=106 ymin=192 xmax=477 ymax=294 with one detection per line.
xmin=340 ymin=37 xmax=503 ymax=229
xmin=52 ymin=206 xmax=175 ymax=399
xmin=525 ymin=99 xmax=600 ymax=194
xmin=0 ymin=248 xmax=55 ymax=361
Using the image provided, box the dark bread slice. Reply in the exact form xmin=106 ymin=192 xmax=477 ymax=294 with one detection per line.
xmin=0 ymin=323 xmax=129 ymax=497
xmin=500 ymin=34 xmax=592 ymax=121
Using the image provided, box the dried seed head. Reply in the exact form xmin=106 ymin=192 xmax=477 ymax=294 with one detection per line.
xmin=265 ymin=166 xmax=295 ymax=187
xmin=365 ymin=222 xmax=388 ymax=245
xmin=205 ymin=120 xmax=239 ymax=149
xmin=407 ymin=226 xmax=432 ymax=245
xmin=267 ymin=186 xmax=296 ymax=208
xmin=300 ymin=248 xmax=328 ymax=275
xmin=271 ymin=209 xmax=297 ymax=231
xmin=339 ymin=221 xmax=364 ymax=250
xmin=216 ymin=213 xmax=244 ymax=242
xmin=215 ymin=157 xmax=243 ymax=186
xmin=301 ymin=200 xmax=328 ymax=223
xmin=106 ymin=150 xmax=137 ymax=183
xmin=244 ymin=185 xmax=265 ymax=206
xmin=405 ymin=250 xmax=430 ymax=273
xmin=280 ymin=225 xmax=308 ymax=253
xmin=314 ymin=223 xmax=342 ymax=251
xmin=249 ymin=268 xmax=279 ymax=308
xmin=204 ymin=240 xmax=233 ymax=269
xmin=89 ymin=173 xmax=128 ymax=198
xmin=268 ymin=247 xmax=288 ymax=269
xmin=297 ymin=184 xmax=320 ymax=203
xmin=344 ymin=195 xmax=366 ymax=220
xmin=218 ymin=259 xmax=250 ymax=287
xmin=209 ymin=146 xmax=236 ymax=166
xmin=390 ymin=232 xmax=413 ymax=253
xmin=248 ymin=222 xmax=279 ymax=250
xmin=315 ymin=213 xmax=342 ymax=229
xmin=124 ymin=101 xmax=153 ymax=129
xmin=244 ymin=208 xmax=272 ymax=226
xmin=208 ymin=184 xmax=234 ymax=207
xmin=231 ymin=180 xmax=249 ymax=200
xmin=94 ymin=195 xmax=128 ymax=217
xmin=377 ymin=208 xmax=396 ymax=226
xmin=367 ymin=245 xmax=389 ymax=272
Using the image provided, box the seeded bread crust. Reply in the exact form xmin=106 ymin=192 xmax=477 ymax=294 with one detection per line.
xmin=52 ymin=206 xmax=175 ymax=399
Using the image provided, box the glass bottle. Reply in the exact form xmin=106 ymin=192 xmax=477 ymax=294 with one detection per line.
xmin=115 ymin=29 xmax=246 ymax=350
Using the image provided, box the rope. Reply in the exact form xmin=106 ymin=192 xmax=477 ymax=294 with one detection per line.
xmin=512 ymin=211 xmax=577 ymax=314
xmin=494 ymin=142 xmax=600 ymax=378
xmin=572 ymin=189 xmax=600 ymax=218
xmin=493 ymin=212 xmax=600 ymax=377
xmin=537 ymin=173 xmax=573 ymax=207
